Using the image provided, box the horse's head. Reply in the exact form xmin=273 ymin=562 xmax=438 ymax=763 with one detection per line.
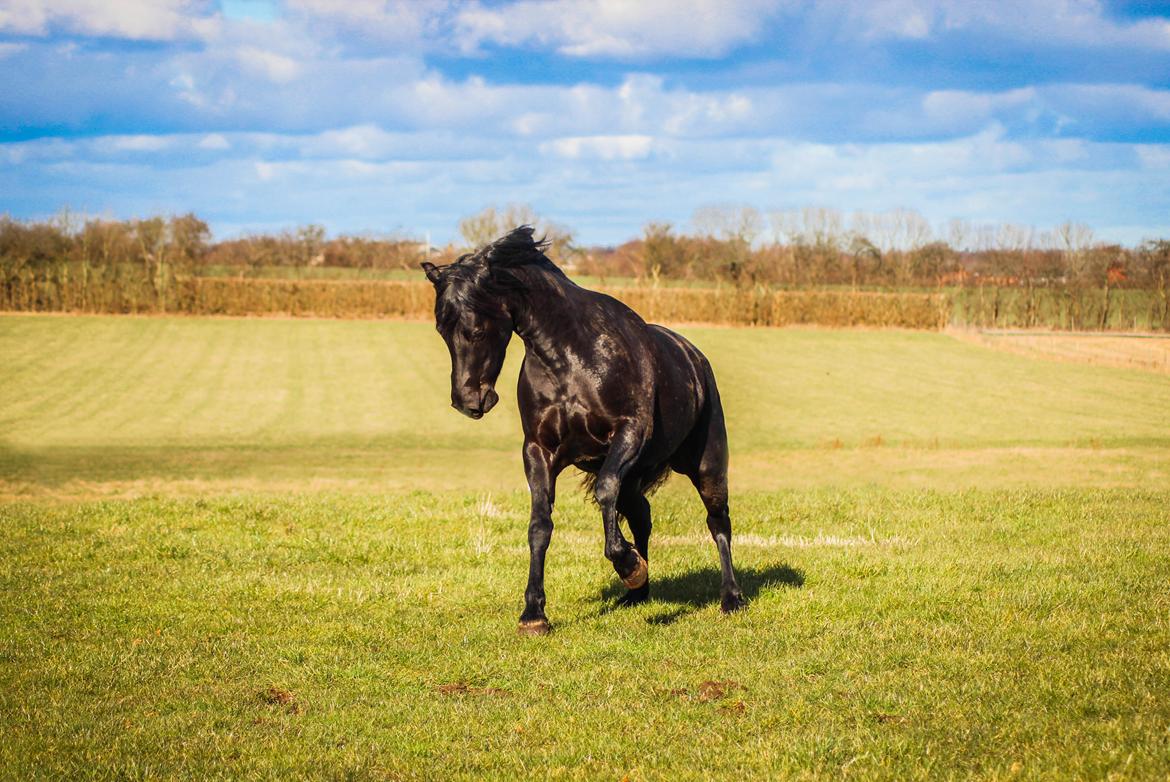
xmin=421 ymin=253 xmax=514 ymax=419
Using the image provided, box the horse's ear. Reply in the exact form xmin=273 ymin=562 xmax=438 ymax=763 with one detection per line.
xmin=420 ymin=262 xmax=441 ymax=285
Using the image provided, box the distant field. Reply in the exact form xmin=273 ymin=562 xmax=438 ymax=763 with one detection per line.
xmin=2 ymin=314 xmax=1169 ymax=779
xmin=957 ymin=329 xmax=1170 ymax=374
xmin=2 ymin=315 xmax=1167 ymax=496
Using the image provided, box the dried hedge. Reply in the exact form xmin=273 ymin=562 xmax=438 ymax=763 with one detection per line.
xmin=608 ymin=287 xmax=948 ymax=329
xmin=184 ymin=278 xmax=435 ymax=319
xmin=1 ymin=274 xmax=950 ymax=329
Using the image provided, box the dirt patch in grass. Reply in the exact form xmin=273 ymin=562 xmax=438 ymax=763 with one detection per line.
xmin=436 ymin=682 xmax=509 ymax=697
xmin=259 ymin=686 xmax=301 ymax=714
xmin=697 ymin=680 xmax=744 ymax=702
xmin=665 ymin=680 xmax=745 ymax=703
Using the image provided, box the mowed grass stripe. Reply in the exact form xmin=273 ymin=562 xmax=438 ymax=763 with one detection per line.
xmin=2 ymin=315 xmax=1170 ymax=495
xmin=4 ymin=315 xmax=1168 ymax=449
xmin=707 ymin=327 xmax=1170 ymax=450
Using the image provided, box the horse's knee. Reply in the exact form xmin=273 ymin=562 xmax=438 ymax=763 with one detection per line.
xmin=527 ymin=516 xmax=553 ymax=547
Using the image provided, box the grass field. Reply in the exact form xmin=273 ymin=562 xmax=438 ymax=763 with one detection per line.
xmin=2 ymin=314 xmax=1169 ymax=779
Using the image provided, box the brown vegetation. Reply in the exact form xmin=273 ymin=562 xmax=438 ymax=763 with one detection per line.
xmin=2 ymin=210 xmax=1168 ymax=331
xmin=0 ymin=273 xmax=948 ymax=328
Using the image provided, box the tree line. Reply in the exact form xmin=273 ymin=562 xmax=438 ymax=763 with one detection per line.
xmin=3 ymin=205 xmax=1168 ymax=288
xmin=2 ymin=205 xmax=1169 ymax=330
xmin=579 ymin=206 xmax=1170 ymax=294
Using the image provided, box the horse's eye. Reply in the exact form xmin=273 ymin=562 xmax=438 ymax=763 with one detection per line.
xmin=467 ymin=328 xmax=486 ymax=342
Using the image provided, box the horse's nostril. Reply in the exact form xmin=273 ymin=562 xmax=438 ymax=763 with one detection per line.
xmin=453 ymin=399 xmax=484 ymax=418
xmin=481 ymin=388 xmax=499 ymax=414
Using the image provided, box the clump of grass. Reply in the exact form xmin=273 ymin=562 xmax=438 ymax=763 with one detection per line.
xmin=471 ymin=493 xmax=501 ymax=556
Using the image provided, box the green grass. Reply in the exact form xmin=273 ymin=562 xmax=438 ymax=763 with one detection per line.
xmin=2 ymin=315 xmax=1167 ymax=495
xmin=2 ymin=314 xmax=1170 ymax=779
xmin=3 ymin=489 xmax=1168 ymax=780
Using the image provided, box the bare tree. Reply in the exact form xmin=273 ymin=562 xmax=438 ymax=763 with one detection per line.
xmin=457 ymin=204 xmax=576 ymax=261
xmin=1056 ymin=221 xmax=1095 ymax=283
xmin=458 ymin=206 xmax=502 ymax=248
xmin=946 ymin=218 xmax=971 ymax=252
xmin=692 ymin=205 xmax=763 ymax=245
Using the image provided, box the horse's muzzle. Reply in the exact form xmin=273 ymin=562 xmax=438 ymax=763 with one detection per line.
xmin=454 ymin=387 xmax=499 ymax=419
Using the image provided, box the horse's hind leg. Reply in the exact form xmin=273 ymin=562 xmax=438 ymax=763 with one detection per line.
xmin=615 ymin=483 xmax=651 ymax=606
xmin=695 ymin=472 xmax=746 ymax=612
xmin=689 ymin=406 xmax=746 ymax=613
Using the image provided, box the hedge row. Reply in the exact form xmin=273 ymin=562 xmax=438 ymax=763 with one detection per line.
xmin=1 ymin=275 xmax=951 ymax=329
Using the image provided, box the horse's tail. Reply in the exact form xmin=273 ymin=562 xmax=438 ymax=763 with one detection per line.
xmin=579 ymin=470 xmax=598 ymax=501
xmin=638 ymin=461 xmax=673 ymax=496
xmin=578 ymin=461 xmax=672 ymax=504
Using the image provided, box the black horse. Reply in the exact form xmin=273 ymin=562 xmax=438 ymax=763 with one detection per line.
xmin=422 ymin=226 xmax=745 ymax=635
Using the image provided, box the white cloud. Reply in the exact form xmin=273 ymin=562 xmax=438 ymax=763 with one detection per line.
xmin=253 ymin=160 xmax=277 ymax=181
xmin=848 ymin=0 xmax=933 ymax=40
xmin=101 ymin=135 xmax=174 ymax=152
xmin=921 ymin=88 xmax=1036 ymax=128
xmin=198 ymin=133 xmax=230 ymax=150
xmin=313 ymin=124 xmax=398 ymax=157
xmin=284 ymin=0 xmax=452 ymax=51
xmin=234 ymin=46 xmax=301 ymax=83
xmin=455 ymin=0 xmax=788 ymax=58
xmin=1136 ymin=145 xmax=1170 ymax=170
xmin=540 ymin=134 xmax=654 ymax=160
xmin=841 ymin=0 xmax=1170 ymax=50
xmin=1056 ymin=83 xmax=1170 ymax=121
xmin=3 ymin=124 xmax=1165 ymax=245
xmin=384 ymin=73 xmax=760 ymax=139
xmin=0 ymin=0 xmax=219 ymax=41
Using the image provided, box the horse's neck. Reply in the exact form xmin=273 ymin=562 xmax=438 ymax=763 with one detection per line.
xmin=509 ymin=268 xmax=588 ymax=369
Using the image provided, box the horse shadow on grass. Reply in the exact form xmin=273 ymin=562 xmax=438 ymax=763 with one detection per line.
xmin=599 ymin=563 xmax=805 ymax=626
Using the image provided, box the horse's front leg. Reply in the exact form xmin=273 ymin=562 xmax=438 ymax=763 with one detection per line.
xmin=594 ymin=428 xmax=648 ymax=589
xmin=518 ymin=441 xmax=556 ymax=636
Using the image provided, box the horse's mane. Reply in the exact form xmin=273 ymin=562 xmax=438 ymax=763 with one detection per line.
xmin=434 ymin=226 xmax=567 ymax=326
xmin=476 ymin=225 xmax=557 ymax=271
xmin=453 ymin=222 xmax=563 ymax=277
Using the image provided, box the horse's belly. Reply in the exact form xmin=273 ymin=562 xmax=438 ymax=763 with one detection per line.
xmin=547 ymin=407 xmax=614 ymax=468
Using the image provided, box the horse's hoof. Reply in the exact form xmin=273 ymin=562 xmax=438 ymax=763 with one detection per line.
xmin=517 ymin=618 xmax=551 ymax=636
xmin=620 ymin=552 xmax=649 ymax=589
xmin=616 ymin=586 xmax=649 ymax=608
xmin=721 ymin=592 xmax=747 ymax=613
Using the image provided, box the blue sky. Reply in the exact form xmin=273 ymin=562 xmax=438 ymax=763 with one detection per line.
xmin=1 ymin=0 xmax=1168 ymax=245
